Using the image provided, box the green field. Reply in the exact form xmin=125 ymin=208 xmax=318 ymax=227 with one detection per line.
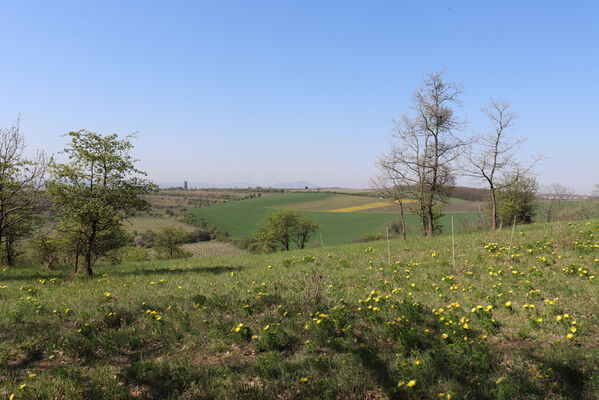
xmin=191 ymin=193 xmax=478 ymax=245
xmin=2 ymin=219 xmax=599 ymax=398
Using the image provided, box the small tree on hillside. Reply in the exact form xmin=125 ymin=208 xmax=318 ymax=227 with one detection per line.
xmin=255 ymin=210 xmax=319 ymax=252
xmin=33 ymin=229 xmax=61 ymax=270
xmin=371 ymin=170 xmax=409 ymax=241
xmin=496 ymin=173 xmax=538 ymax=227
xmin=47 ymin=130 xmax=155 ymax=276
xmin=293 ymin=217 xmax=320 ymax=249
xmin=465 ymin=99 xmax=541 ymax=231
xmin=465 ymin=100 xmax=518 ymax=231
xmin=153 ymin=226 xmax=187 ymax=259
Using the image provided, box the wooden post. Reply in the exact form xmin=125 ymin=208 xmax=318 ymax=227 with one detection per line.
xmin=386 ymin=227 xmax=391 ymax=265
xmin=451 ymin=216 xmax=456 ymax=270
xmin=507 ymin=214 xmax=517 ymax=258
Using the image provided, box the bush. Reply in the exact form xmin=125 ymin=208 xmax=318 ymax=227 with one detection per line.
xmin=496 ymin=174 xmax=538 ymax=227
xmin=255 ymin=210 xmax=319 ymax=252
xmin=154 ymin=246 xmax=193 ymax=260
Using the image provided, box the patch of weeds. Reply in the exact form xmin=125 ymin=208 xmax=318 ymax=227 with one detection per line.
xmin=256 ymin=324 xmax=296 ymax=352
xmin=120 ymin=359 xmax=199 ymax=398
xmin=254 ymin=352 xmax=283 ymax=378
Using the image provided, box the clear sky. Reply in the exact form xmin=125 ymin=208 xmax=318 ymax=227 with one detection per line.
xmin=1 ymin=1 xmax=597 ymax=193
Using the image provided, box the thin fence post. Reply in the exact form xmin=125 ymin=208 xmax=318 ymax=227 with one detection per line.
xmin=320 ymin=233 xmax=324 ymax=248
xmin=386 ymin=227 xmax=391 ymax=265
xmin=507 ymin=214 xmax=517 ymax=258
xmin=451 ymin=216 xmax=456 ymax=270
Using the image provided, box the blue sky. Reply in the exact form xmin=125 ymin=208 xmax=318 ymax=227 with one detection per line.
xmin=0 ymin=1 xmax=597 ymax=192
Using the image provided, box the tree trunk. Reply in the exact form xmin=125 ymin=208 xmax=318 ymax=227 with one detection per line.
xmin=5 ymin=239 xmax=14 ymax=267
xmin=399 ymin=203 xmax=407 ymax=241
xmin=85 ymin=252 xmax=93 ymax=276
xmin=419 ymin=204 xmax=427 ymax=236
xmin=44 ymin=256 xmax=56 ymax=270
xmin=427 ymin=205 xmax=434 ymax=237
xmin=546 ymin=202 xmax=553 ymax=223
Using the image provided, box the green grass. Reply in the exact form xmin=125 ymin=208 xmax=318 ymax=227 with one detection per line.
xmin=2 ymin=219 xmax=599 ymax=398
xmin=191 ymin=193 xmax=478 ymax=244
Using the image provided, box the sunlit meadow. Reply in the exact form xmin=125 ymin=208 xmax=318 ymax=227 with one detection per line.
xmin=1 ymin=220 xmax=599 ymax=399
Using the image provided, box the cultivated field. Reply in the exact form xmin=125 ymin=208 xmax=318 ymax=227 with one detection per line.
xmin=191 ymin=192 xmax=480 ymax=245
xmin=182 ymin=242 xmax=248 ymax=257
xmin=1 ymin=220 xmax=599 ymax=398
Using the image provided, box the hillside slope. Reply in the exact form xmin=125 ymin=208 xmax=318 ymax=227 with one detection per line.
xmin=1 ymin=220 xmax=599 ymax=398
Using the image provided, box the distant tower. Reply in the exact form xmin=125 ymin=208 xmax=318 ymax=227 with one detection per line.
xmin=184 ymin=181 xmax=188 ymax=190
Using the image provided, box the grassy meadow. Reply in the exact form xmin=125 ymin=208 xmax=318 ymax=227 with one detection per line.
xmin=191 ymin=192 xmax=479 ymax=245
xmin=2 ymin=219 xmax=599 ymax=398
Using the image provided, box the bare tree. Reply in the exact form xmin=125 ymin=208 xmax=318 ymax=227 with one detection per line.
xmin=0 ymin=116 xmax=47 ymax=265
xmin=371 ymin=164 xmax=408 ymax=240
xmin=465 ymin=100 xmax=539 ymax=231
xmin=379 ymin=70 xmax=465 ymax=236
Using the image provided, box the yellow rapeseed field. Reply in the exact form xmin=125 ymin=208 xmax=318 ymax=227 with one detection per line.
xmin=328 ymin=199 xmax=413 ymax=212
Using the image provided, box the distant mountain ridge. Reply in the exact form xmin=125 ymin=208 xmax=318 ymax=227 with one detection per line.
xmin=157 ymin=181 xmax=320 ymax=189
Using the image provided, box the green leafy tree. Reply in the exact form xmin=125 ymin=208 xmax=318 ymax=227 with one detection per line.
xmin=293 ymin=216 xmax=320 ymax=249
xmin=496 ymin=174 xmax=538 ymax=227
xmin=255 ymin=210 xmax=319 ymax=252
xmin=47 ymin=130 xmax=155 ymax=276
xmin=33 ymin=229 xmax=60 ymax=270
xmin=153 ymin=226 xmax=188 ymax=259
xmin=0 ymin=116 xmax=47 ymax=266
